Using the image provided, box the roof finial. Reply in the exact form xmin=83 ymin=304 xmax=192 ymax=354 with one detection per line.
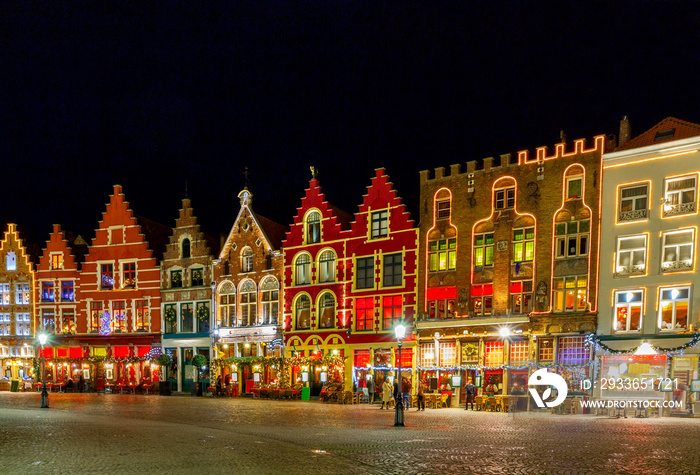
xmin=243 ymin=166 xmax=250 ymax=189
xmin=185 ymin=180 xmax=189 ymax=198
xmin=310 ymin=166 xmax=318 ymax=179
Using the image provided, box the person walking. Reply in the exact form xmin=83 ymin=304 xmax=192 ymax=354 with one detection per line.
xmin=381 ymin=377 xmax=393 ymax=409
xmin=366 ymin=376 xmax=376 ymax=405
xmin=465 ymin=379 xmax=476 ymax=410
xmin=416 ymin=379 xmax=425 ymax=411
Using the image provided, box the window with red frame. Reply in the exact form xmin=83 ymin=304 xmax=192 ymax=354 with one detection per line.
xmin=382 ymin=295 xmax=402 ymax=330
xmin=135 ymin=300 xmax=148 ymax=331
xmin=399 ymin=347 xmax=413 ymax=368
xmin=355 ymin=297 xmax=374 ymax=331
xmin=113 ymin=301 xmax=126 ymax=332
xmin=354 ymin=349 xmax=370 ymax=368
xmin=471 ymin=283 xmax=493 ymax=316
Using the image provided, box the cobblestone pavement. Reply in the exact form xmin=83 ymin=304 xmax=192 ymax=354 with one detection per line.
xmin=1 ymin=393 xmax=700 ymax=475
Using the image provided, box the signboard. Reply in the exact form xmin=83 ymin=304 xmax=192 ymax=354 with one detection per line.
xmin=253 ymin=373 xmax=260 ymax=382
xmin=320 ymin=371 xmax=327 ymax=382
xmin=231 ymin=372 xmax=238 ymax=382
xmin=690 ymin=380 xmax=700 ymax=392
xmin=451 ymin=375 xmax=462 ymax=388
xmin=301 ymin=372 xmax=309 ymax=382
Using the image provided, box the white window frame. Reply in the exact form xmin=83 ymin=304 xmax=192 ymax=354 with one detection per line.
xmin=661 ymin=229 xmax=695 ymax=272
xmin=566 ymin=175 xmax=583 ymax=200
xmin=370 ymin=210 xmax=388 ymax=238
xmin=241 ymin=247 xmax=254 ymax=273
xmin=618 ymin=183 xmax=649 ymax=221
xmin=615 ymin=235 xmax=647 ymax=275
xmin=555 ymin=220 xmax=590 ymax=259
xmin=15 ymin=283 xmax=30 ymax=304
xmin=663 ymin=175 xmax=697 ymax=217
xmin=613 ymin=290 xmax=643 ymax=333
xmin=0 ymin=313 xmax=10 ymax=336
xmin=658 ymin=286 xmax=690 ymax=331
xmin=0 ymin=283 xmax=10 ymax=306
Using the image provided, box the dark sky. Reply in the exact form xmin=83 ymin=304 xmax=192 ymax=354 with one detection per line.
xmin=4 ymin=1 xmax=700 ymax=249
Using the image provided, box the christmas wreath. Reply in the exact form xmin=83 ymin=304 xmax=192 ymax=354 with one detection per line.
xmin=196 ymin=305 xmax=209 ymax=321
xmin=192 ymin=354 xmax=207 ymax=368
xmin=164 ymin=307 xmax=177 ymax=322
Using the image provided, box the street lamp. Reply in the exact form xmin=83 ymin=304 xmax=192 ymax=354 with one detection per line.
xmin=38 ymin=333 xmax=49 ymax=409
xmin=394 ymin=323 xmax=406 ymax=427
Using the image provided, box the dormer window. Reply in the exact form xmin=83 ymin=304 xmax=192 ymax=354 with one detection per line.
xmin=306 ymin=211 xmax=321 ymax=244
xmin=371 ymin=210 xmax=388 ymax=238
xmin=182 ymin=238 xmax=191 ymax=258
xmin=51 ymin=253 xmax=63 ymax=270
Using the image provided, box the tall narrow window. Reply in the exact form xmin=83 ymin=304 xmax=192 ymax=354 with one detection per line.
xmin=319 ymin=293 xmax=336 ymax=328
xmin=614 ymin=290 xmax=642 ymax=333
xmin=615 ymin=235 xmax=647 ymax=275
xmin=261 ymin=277 xmax=279 ymax=325
xmin=196 ymin=302 xmax=210 ymax=333
xmin=164 ymin=304 xmax=177 ymax=334
xmin=135 ymin=300 xmax=148 ymax=331
xmin=659 ymin=287 xmax=690 ymax=331
xmin=618 ymin=183 xmax=649 ymax=221
xmin=218 ymin=282 xmax=235 ymax=327
xmin=371 ymin=210 xmax=388 ymax=238
xmin=60 ymin=281 xmax=74 ymax=302
xmin=181 ymin=303 xmax=194 ymax=333
xmin=295 ymin=295 xmax=311 ymax=329
xmin=383 ymin=253 xmax=403 ymax=287
xmin=663 ymin=175 xmax=697 ymax=217
xmin=17 ymin=313 xmax=31 ymax=336
xmin=318 ymin=250 xmax=336 ymax=283
xmin=510 ymin=281 xmax=533 ymax=314
xmin=51 ymin=253 xmax=63 ymax=270
xmin=101 ymin=264 xmax=114 ymax=290
xmin=191 ymin=268 xmax=204 ymax=286
xmin=42 ymin=282 xmax=55 ymax=302
xmin=495 ymin=187 xmax=515 ymax=210
xmin=471 ymin=284 xmax=493 ymax=316
xmin=436 ymin=199 xmax=450 ymax=220
xmin=90 ymin=302 xmax=102 ymax=333
xmin=14 ymin=283 xmax=30 ymax=304
xmin=356 ymin=257 xmax=374 ymax=289
xmin=182 ymin=238 xmax=191 ymax=258
xmin=42 ymin=310 xmax=56 ymax=333
xmin=170 ymin=270 xmax=182 ymax=288
xmin=513 ymin=227 xmax=535 ymax=262
xmin=295 ymin=254 xmax=311 ymax=285
xmin=382 ymin=295 xmax=402 ymax=329
xmin=61 ymin=310 xmax=76 ymax=334
xmin=661 ymin=229 xmax=694 ymax=272
xmin=0 ymin=314 xmax=10 ymax=336
xmin=355 ymin=297 xmax=374 ymax=331
xmin=113 ymin=301 xmax=126 ymax=333
xmin=240 ymin=280 xmax=257 ymax=326
xmin=474 ymin=233 xmax=494 ymax=267
xmin=555 ymin=221 xmax=589 ymax=258
xmin=306 ymin=211 xmax=321 ymax=244
xmin=122 ymin=262 xmax=136 ymax=289
xmin=553 ymin=275 xmax=587 ymax=312
xmin=0 ymin=284 xmax=8 ymax=305
xmin=240 ymin=247 xmax=253 ymax=273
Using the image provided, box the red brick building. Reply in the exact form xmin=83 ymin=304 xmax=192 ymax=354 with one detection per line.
xmin=35 ymin=185 xmax=168 ymax=391
xmin=417 ymin=136 xmax=604 ymax=404
xmin=283 ymin=169 xmax=418 ymax=395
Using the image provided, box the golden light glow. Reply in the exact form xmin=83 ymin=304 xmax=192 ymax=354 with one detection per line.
xmin=613 ymin=180 xmax=652 ymax=226
xmin=424 ymin=187 xmax=455 ymax=315
xmin=518 ymin=135 xmax=605 ymax=164
xmin=603 ymin=149 xmax=698 ymax=169
xmin=659 ymin=172 xmax=700 ymax=220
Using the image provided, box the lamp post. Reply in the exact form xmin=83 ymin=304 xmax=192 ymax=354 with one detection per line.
xmin=394 ymin=323 xmax=406 ymax=427
xmin=38 ymin=333 xmax=49 ymax=409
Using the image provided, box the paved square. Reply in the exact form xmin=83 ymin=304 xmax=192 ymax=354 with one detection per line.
xmin=1 ymin=393 xmax=699 ymax=474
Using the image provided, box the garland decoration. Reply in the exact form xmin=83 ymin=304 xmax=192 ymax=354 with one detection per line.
xmin=164 ymin=307 xmax=177 ymax=323
xmin=585 ymin=332 xmax=700 ymax=356
xmin=196 ymin=305 xmax=209 ymax=321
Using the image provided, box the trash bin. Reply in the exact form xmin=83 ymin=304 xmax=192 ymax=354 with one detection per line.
xmin=159 ymin=380 xmax=172 ymax=396
xmin=191 ymin=381 xmax=202 ymax=397
xmin=301 ymin=387 xmax=311 ymax=401
xmin=10 ymin=380 xmax=19 ymax=392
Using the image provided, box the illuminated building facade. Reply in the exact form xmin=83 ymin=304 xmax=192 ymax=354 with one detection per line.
xmin=161 ymin=198 xmax=217 ymax=392
xmin=283 ymin=169 xmax=418 ymax=395
xmin=417 ymin=136 xmax=604 ymax=404
xmin=0 ymin=224 xmax=35 ymax=383
xmin=212 ymin=188 xmax=287 ymax=395
xmin=596 ymin=117 xmax=700 ymax=414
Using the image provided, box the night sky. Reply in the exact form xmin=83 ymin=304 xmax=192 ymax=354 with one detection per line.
xmin=4 ymin=1 xmax=700 ymax=249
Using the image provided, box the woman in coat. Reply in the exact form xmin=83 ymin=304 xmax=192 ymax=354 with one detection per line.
xmin=381 ymin=377 xmax=393 ymax=409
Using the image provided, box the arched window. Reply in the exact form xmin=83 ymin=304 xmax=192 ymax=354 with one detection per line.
xmin=318 ymin=250 xmax=336 ymax=283
xmin=260 ymin=277 xmax=279 ymax=325
xmin=218 ymin=282 xmax=235 ymax=327
xmin=182 ymin=238 xmax=191 ymax=258
xmin=241 ymin=247 xmax=253 ymax=273
xmin=319 ymin=293 xmax=336 ymax=328
xmin=295 ymin=295 xmax=311 ymax=330
xmin=306 ymin=211 xmax=321 ymax=244
xmin=240 ymin=280 xmax=257 ymax=326
xmin=295 ymin=253 xmax=311 ymax=285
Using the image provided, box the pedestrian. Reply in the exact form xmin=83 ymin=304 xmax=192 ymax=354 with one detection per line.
xmin=216 ymin=375 xmax=222 ymax=397
xmin=401 ymin=377 xmax=411 ymax=409
xmin=78 ymin=374 xmax=85 ymax=393
xmin=465 ymin=379 xmax=476 ymax=410
xmin=366 ymin=376 xmax=376 ymax=405
xmin=381 ymin=377 xmax=393 ymax=409
xmin=416 ymin=379 xmax=425 ymax=411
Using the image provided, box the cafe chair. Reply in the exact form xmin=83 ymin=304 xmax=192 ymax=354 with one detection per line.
xmin=474 ymin=396 xmax=483 ymax=411
xmin=440 ymin=394 xmax=450 ymax=408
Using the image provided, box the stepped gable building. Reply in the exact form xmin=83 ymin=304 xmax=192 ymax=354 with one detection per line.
xmin=0 ymin=224 xmax=35 ymax=383
xmin=66 ymin=185 xmax=168 ymax=388
xmin=161 ymin=197 xmax=217 ymax=392
xmin=34 ymin=225 xmax=84 ymax=382
xmin=596 ymin=117 xmax=700 ymax=415
xmin=283 ymin=169 xmax=418 ymax=395
xmin=417 ymin=135 xmax=604 ymax=403
xmin=212 ymin=188 xmax=287 ymax=395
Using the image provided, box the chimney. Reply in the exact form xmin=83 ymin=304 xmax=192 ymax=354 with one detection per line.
xmin=619 ymin=116 xmax=631 ymax=147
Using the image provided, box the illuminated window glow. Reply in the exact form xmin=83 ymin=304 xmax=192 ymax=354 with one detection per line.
xmin=471 ymin=283 xmax=493 ymax=316
xmin=615 ymin=235 xmax=647 ymax=275
xmin=318 ymin=250 xmax=336 ymax=283
xmin=618 ymin=184 xmax=649 ymax=222
xmin=355 ymin=297 xmax=374 ymax=331
xmin=663 ymin=175 xmax=697 ymax=217
xmin=319 ymin=292 xmax=336 ymax=329
xmin=513 ymin=227 xmax=534 ymax=263
xmin=510 ymin=281 xmax=533 ymax=314
xmin=661 ymin=229 xmax=694 ymax=272
xmin=382 ymin=295 xmax=402 ymax=330
xmin=371 ymin=210 xmax=388 ymax=238
xmin=295 ymin=295 xmax=311 ymax=330
xmin=553 ymin=275 xmax=587 ymax=312
xmin=306 ymin=211 xmax=321 ymax=244
xmin=613 ymin=290 xmax=642 ymax=333
xmin=429 ymin=238 xmax=456 ymax=271
xmin=473 ymin=233 xmax=494 ymax=267
xmin=658 ymin=286 xmax=690 ymax=331
xmin=555 ymin=220 xmax=589 ymax=258
xmin=295 ymin=253 xmax=311 ymax=285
